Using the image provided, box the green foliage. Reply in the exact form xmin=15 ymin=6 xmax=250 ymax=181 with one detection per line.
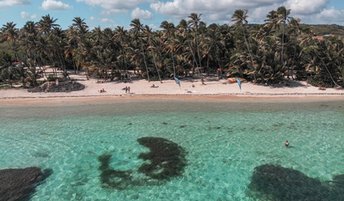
xmin=1 ymin=8 xmax=344 ymax=88
xmin=0 ymin=51 xmax=12 ymax=66
xmin=0 ymin=51 xmax=13 ymax=83
xmin=302 ymin=24 xmax=344 ymax=37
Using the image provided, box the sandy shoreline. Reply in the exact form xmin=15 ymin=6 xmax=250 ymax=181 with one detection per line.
xmin=1 ymin=74 xmax=344 ymax=106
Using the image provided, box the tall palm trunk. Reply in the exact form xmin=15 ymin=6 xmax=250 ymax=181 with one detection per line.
xmin=152 ymin=52 xmax=162 ymax=82
xmin=171 ymin=52 xmax=176 ymax=78
xmin=242 ymin=27 xmax=256 ymax=81
xmin=315 ymin=51 xmax=339 ymax=87
xmin=188 ymin=42 xmax=200 ymax=76
xmin=194 ymin=33 xmax=202 ymax=68
xmin=281 ymin=21 xmax=287 ymax=78
xmin=141 ymin=43 xmax=150 ymax=82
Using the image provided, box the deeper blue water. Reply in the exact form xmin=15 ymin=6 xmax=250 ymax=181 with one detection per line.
xmin=0 ymin=100 xmax=343 ymax=201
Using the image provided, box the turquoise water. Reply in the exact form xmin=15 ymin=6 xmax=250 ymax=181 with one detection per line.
xmin=0 ymin=100 xmax=343 ymax=201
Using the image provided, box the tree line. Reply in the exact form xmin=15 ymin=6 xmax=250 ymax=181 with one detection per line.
xmin=1 ymin=6 xmax=343 ymax=88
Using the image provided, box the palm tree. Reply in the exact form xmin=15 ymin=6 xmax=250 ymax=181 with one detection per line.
xmin=231 ymin=9 xmax=256 ymax=81
xmin=66 ymin=17 xmax=90 ymax=74
xmin=0 ymin=52 xmax=20 ymax=86
xmin=36 ymin=15 xmax=64 ymax=80
xmin=204 ymin=23 xmax=226 ymax=74
xmin=113 ymin=26 xmax=130 ymax=76
xmin=265 ymin=7 xmax=293 ymax=78
xmin=89 ymin=27 xmax=118 ymax=80
xmin=130 ymin=19 xmax=150 ymax=81
xmin=19 ymin=21 xmax=40 ymax=86
xmin=300 ymin=35 xmax=343 ymax=87
xmin=72 ymin=17 xmax=88 ymax=35
xmin=277 ymin=7 xmax=291 ymax=68
xmin=37 ymin=15 xmax=59 ymax=34
xmin=1 ymin=22 xmax=24 ymax=85
xmin=37 ymin=16 xmax=58 ymax=62
xmin=160 ymin=20 xmax=179 ymax=77
xmin=286 ymin=17 xmax=302 ymax=79
xmin=188 ymin=13 xmax=203 ymax=72
xmin=143 ymin=25 xmax=162 ymax=82
xmin=52 ymin=27 xmax=68 ymax=72
xmin=1 ymin=22 xmax=18 ymax=60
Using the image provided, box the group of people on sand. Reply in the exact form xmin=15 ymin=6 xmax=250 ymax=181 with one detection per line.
xmin=98 ymin=86 xmax=132 ymax=94
xmin=124 ymin=86 xmax=131 ymax=93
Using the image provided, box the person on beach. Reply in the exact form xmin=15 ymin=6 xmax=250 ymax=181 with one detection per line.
xmin=217 ymin=67 xmax=222 ymax=79
xmin=151 ymin=84 xmax=159 ymax=88
xmin=285 ymin=140 xmax=289 ymax=147
xmin=201 ymin=77 xmax=206 ymax=85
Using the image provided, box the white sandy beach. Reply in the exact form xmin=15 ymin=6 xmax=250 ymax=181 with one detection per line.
xmin=1 ymin=74 xmax=344 ymax=106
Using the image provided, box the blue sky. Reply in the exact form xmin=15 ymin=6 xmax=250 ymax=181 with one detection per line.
xmin=0 ymin=0 xmax=344 ymax=29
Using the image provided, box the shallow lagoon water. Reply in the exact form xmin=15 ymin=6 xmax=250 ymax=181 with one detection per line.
xmin=0 ymin=100 xmax=343 ymax=201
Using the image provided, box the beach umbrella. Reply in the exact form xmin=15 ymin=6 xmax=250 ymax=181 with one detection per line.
xmin=174 ymin=77 xmax=181 ymax=87
xmin=227 ymin=78 xmax=236 ymax=83
xmin=236 ymin=78 xmax=241 ymax=91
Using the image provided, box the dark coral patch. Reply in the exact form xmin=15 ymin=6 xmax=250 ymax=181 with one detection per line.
xmin=137 ymin=137 xmax=187 ymax=180
xmin=98 ymin=154 xmax=132 ymax=190
xmin=332 ymin=174 xmax=344 ymax=188
xmin=248 ymin=164 xmax=330 ymax=201
xmin=98 ymin=137 xmax=187 ymax=190
xmin=330 ymin=174 xmax=344 ymax=201
xmin=0 ymin=167 xmax=51 ymax=201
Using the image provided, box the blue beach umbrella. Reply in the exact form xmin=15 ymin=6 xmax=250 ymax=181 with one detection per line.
xmin=236 ymin=78 xmax=241 ymax=91
xmin=174 ymin=76 xmax=181 ymax=87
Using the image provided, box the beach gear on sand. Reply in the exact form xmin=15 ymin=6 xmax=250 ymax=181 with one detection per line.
xmin=174 ymin=77 xmax=181 ymax=87
xmin=236 ymin=78 xmax=241 ymax=91
xmin=227 ymin=78 xmax=236 ymax=83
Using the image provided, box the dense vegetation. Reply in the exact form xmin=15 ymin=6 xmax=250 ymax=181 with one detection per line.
xmin=1 ymin=6 xmax=344 ymax=88
xmin=303 ymin=24 xmax=344 ymax=37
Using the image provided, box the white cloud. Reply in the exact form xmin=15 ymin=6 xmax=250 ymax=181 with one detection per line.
xmin=148 ymin=23 xmax=158 ymax=30
xmin=75 ymin=0 xmax=339 ymax=25
xmin=20 ymin=11 xmax=29 ymax=18
xmin=150 ymin=0 xmax=342 ymax=25
xmin=316 ymin=8 xmax=344 ymax=23
xmin=20 ymin=11 xmax=36 ymax=19
xmin=150 ymin=0 xmax=283 ymax=16
xmin=76 ymin=0 xmax=144 ymax=13
xmin=131 ymin=7 xmax=152 ymax=19
xmin=150 ymin=0 xmax=288 ymax=24
xmin=100 ymin=18 xmax=113 ymax=23
xmin=42 ymin=0 xmax=70 ymax=10
xmin=249 ymin=4 xmax=282 ymax=23
xmin=285 ymin=0 xmax=328 ymax=15
xmin=0 ymin=0 xmax=30 ymax=8
xmin=318 ymin=8 xmax=344 ymax=19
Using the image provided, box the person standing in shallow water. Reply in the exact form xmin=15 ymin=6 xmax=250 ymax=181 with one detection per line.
xmin=285 ymin=140 xmax=289 ymax=147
